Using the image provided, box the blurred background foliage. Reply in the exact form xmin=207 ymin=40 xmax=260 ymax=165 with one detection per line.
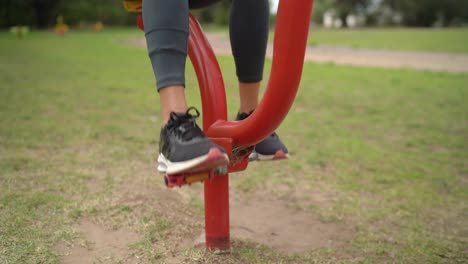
xmin=311 ymin=0 xmax=468 ymax=27
xmin=0 ymin=0 xmax=467 ymax=29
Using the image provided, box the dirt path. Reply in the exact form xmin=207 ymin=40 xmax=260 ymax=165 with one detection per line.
xmin=128 ymin=33 xmax=468 ymax=73
xmin=206 ymin=33 xmax=468 ymax=73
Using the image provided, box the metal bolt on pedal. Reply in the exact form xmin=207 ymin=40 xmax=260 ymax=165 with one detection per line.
xmin=214 ymin=166 xmax=228 ymax=175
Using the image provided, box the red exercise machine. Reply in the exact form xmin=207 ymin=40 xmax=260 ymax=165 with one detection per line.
xmin=130 ymin=0 xmax=314 ymax=250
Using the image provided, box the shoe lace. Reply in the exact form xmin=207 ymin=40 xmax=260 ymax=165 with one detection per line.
xmin=167 ymin=107 xmax=205 ymax=141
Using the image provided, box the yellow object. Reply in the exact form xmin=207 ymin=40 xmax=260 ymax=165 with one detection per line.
xmin=123 ymin=0 xmax=142 ymax=13
xmin=94 ymin=21 xmax=104 ymax=32
xmin=54 ymin=15 xmax=69 ymax=36
xmin=54 ymin=24 xmax=69 ymax=36
xmin=185 ymin=173 xmax=210 ymax=184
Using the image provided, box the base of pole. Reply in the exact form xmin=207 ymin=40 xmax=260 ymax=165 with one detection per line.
xmin=195 ymin=232 xmax=231 ymax=254
xmin=206 ymin=235 xmax=230 ymax=250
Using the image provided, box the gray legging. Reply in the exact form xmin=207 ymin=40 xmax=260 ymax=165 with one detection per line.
xmin=143 ymin=0 xmax=270 ymax=91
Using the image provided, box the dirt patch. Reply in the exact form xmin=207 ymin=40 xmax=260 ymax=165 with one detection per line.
xmin=180 ymin=183 xmax=352 ymax=254
xmin=56 ymin=149 xmax=352 ymax=260
xmin=107 ymin=163 xmax=205 ymax=261
xmin=230 ymin=193 xmax=352 ymax=254
xmin=125 ymin=33 xmax=468 ymax=73
xmin=113 ymin=170 xmax=202 ymax=228
xmin=303 ymin=46 xmax=468 ymax=73
xmin=55 ymin=154 xmax=205 ymax=263
xmin=58 ymin=219 xmax=140 ymax=263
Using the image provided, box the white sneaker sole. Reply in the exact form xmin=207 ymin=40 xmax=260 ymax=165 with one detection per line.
xmin=253 ymin=150 xmax=289 ymax=161
xmin=158 ymin=148 xmax=229 ymax=175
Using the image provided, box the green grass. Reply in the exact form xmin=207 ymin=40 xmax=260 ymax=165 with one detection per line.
xmin=1 ymin=29 xmax=467 ymax=263
xmin=304 ymin=28 xmax=468 ymax=53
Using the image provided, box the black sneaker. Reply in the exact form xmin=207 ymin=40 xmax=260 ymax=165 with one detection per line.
xmin=158 ymin=107 xmax=229 ymax=174
xmin=236 ymin=111 xmax=289 ymax=160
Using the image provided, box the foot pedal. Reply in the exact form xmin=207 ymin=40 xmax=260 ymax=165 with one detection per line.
xmin=164 ymin=166 xmax=227 ymax=188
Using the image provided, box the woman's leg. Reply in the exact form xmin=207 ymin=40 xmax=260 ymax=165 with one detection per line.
xmin=230 ymin=0 xmax=289 ymax=159
xmin=143 ymin=0 xmax=189 ymax=125
xmin=229 ymin=0 xmax=269 ymax=114
xmin=143 ymin=0 xmax=228 ymax=174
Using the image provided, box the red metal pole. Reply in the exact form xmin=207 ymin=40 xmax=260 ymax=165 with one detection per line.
xmin=187 ymin=14 xmax=230 ymax=250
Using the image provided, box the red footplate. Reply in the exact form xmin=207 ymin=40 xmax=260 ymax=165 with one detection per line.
xmin=164 ymin=169 xmax=225 ymax=188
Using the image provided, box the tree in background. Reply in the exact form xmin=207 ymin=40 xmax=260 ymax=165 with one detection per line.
xmin=312 ymin=0 xmax=333 ymax=24
xmin=381 ymin=0 xmax=468 ymax=26
xmin=192 ymin=0 xmax=279 ymax=26
xmin=1 ymin=0 xmax=467 ymax=29
xmin=333 ymin=0 xmax=370 ymax=26
xmin=311 ymin=0 xmax=371 ymax=27
xmin=189 ymin=0 xmax=229 ymax=26
xmin=0 ymin=0 xmax=133 ymax=29
xmin=33 ymin=0 xmax=61 ymax=28
xmin=214 ymin=0 xmax=230 ymax=26
xmin=312 ymin=0 xmax=468 ymax=27
xmin=59 ymin=1 xmax=134 ymax=27
xmin=0 ymin=0 xmax=60 ymax=28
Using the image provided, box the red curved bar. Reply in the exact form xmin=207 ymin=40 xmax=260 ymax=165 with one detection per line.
xmin=187 ymin=14 xmax=231 ymax=250
xmin=187 ymin=15 xmax=228 ymax=128
xmin=206 ymin=0 xmax=314 ymax=146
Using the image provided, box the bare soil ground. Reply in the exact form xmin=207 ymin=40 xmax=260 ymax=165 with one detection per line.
xmin=63 ymin=172 xmax=349 ymax=261
xmin=128 ymin=33 xmax=468 ymax=73
xmin=57 ymin=220 xmax=140 ymax=263
xmin=55 ymin=154 xmax=352 ymax=263
xmin=230 ymin=193 xmax=352 ymax=253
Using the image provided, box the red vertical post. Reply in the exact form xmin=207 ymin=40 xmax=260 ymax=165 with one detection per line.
xmin=187 ymin=14 xmax=231 ymax=250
